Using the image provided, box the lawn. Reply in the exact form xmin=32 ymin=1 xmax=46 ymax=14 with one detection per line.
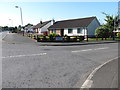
xmin=88 ymin=37 xmax=120 ymax=41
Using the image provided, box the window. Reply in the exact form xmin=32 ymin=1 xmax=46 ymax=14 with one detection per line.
xmin=77 ymin=28 xmax=82 ymax=33
xmin=68 ymin=29 xmax=73 ymax=34
xmin=52 ymin=29 xmax=56 ymax=33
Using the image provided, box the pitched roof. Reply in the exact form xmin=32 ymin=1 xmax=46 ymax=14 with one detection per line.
xmin=25 ymin=25 xmax=33 ymax=30
xmin=49 ymin=17 xmax=97 ymax=29
xmin=34 ymin=20 xmax=51 ymax=29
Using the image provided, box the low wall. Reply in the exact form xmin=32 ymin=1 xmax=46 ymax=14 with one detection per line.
xmin=81 ymin=57 xmax=118 ymax=89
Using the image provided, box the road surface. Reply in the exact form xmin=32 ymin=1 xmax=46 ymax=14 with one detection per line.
xmin=2 ymin=33 xmax=118 ymax=88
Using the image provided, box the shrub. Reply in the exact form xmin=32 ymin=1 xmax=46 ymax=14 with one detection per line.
xmin=48 ymin=33 xmax=59 ymax=40
xmin=64 ymin=34 xmax=67 ymax=37
xmin=48 ymin=33 xmax=59 ymax=37
xmin=79 ymin=36 xmax=84 ymax=41
xmin=95 ymin=25 xmax=110 ymax=38
xmin=117 ymin=32 xmax=120 ymax=38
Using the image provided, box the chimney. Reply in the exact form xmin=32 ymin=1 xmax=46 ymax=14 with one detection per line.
xmin=51 ymin=19 xmax=55 ymax=25
xmin=40 ymin=20 xmax=42 ymax=24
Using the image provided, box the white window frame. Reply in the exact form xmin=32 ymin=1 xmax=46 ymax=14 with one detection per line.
xmin=77 ymin=28 xmax=82 ymax=34
xmin=68 ymin=28 xmax=73 ymax=34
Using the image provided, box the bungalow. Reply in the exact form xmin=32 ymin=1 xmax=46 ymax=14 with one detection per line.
xmin=24 ymin=24 xmax=33 ymax=33
xmin=33 ymin=20 xmax=54 ymax=35
xmin=27 ymin=25 xmax=36 ymax=33
xmin=48 ymin=17 xmax=100 ymax=38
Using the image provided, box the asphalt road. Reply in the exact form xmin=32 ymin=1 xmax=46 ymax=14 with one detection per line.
xmin=0 ymin=31 xmax=9 ymax=40
xmin=2 ymin=33 xmax=118 ymax=88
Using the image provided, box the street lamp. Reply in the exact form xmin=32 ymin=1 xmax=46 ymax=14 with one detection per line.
xmin=15 ymin=6 xmax=24 ymax=35
xmin=9 ymin=19 xmax=13 ymax=32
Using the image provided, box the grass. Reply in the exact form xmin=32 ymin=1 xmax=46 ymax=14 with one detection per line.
xmin=88 ymin=37 xmax=120 ymax=41
xmin=115 ymin=37 xmax=120 ymax=40
xmin=88 ymin=38 xmax=106 ymax=41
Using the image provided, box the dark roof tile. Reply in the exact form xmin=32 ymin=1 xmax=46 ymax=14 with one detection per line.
xmin=49 ymin=17 xmax=96 ymax=29
xmin=34 ymin=20 xmax=51 ymax=29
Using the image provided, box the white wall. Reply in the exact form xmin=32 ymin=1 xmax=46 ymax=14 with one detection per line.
xmin=64 ymin=28 xmax=86 ymax=36
xmin=38 ymin=22 xmax=51 ymax=34
xmin=87 ymin=18 xmax=100 ymax=36
xmin=63 ymin=18 xmax=100 ymax=37
xmin=38 ymin=28 xmax=41 ymax=34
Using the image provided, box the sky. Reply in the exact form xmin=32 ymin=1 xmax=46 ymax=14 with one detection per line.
xmin=0 ymin=1 xmax=119 ymax=27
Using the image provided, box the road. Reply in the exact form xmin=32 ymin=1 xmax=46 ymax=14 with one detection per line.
xmin=0 ymin=31 xmax=9 ymax=40
xmin=2 ymin=33 xmax=118 ymax=88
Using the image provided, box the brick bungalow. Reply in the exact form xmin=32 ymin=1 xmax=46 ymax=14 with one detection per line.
xmin=33 ymin=20 xmax=53 ymax=35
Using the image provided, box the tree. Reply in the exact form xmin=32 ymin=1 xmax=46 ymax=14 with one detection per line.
xmin=0 ymin=26 xmax=2 ymax=31
xmin=104 ymin=14 xmax=114 ymax=37
xmin=114 ymin=15 xmax=119 ymax=29
xmin=102 ymin=12 xmax=119 ymax=38
xmin=24 ymin=23 xmax=33 ymax=29
xmin=18 ymin=25 xmax=22 ymax=31
xmin=95 ymin=25 xmax=109 ymax=40
xmin=2 ymin=26 xmax=9 ymax=31
xmin=24 ymin=23 xmax=33 ymax=27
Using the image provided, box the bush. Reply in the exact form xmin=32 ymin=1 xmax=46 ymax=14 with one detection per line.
xmin=48 ymin=33 xmax=59 ymax=37
xmin=64 ymin=34 xmax=67 ymax=37
xmin=79 ymin=36 xmax=84 ymax=41
xmin=48 ymin=33 xmax=59 ymax=40
xmin=37 ymin=34 xmax=47 ymax=41
xmin=117 ymin=32 xmax=120 ymax=38
xmin=95 ymin=25 xmax=110 ymax=38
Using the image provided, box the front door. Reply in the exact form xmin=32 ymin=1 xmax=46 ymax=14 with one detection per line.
xmin=61 ymin=29 xmax=64 ymax=36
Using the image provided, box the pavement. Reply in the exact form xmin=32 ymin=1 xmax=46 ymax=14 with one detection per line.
xmin=2 ymin=33 xmax=118 ymax=88
xmin=81 ymin=57 xmax=118 ymax=88
xmin=0 ymin=31 xmax=9 ymax=40
xmin=2 ymin=33 xmax=36 ymax=44
xmin=37 ymin=40 xmax=118 ymax=46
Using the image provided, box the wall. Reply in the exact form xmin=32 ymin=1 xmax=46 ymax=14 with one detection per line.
xmin=56 ymin=30 xmax=61 ymax=36
xmin=38 ymin=22 xmax=51 ymax=34
xmin=64 ymin=28 xmax=86 ymax=36
xmin=49 ymin=30 xmax=52 ymax=34
xmin=48 ymin=29 xmax=61 ymax=35
xmin=34 ymin=28 xmax=39 ymax=33
xmin=87 ymin=18 xmax=100 ymax=36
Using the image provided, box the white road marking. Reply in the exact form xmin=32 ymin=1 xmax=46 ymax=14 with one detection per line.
xmin=1 ymin=31 xmax=9 ymax=39
xmin=2 ymin=53 xmax=47 ymax=59
xmin=72 ymin=49 xmax=93 ymax=52
xmin=72 ymin=47 xmax=109 ymax=53
xmin=94 ymin=47 xmax=109 ymax=50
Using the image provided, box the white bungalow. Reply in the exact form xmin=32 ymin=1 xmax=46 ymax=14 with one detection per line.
xmin=48 ymin=17 xmax=101 ymax=38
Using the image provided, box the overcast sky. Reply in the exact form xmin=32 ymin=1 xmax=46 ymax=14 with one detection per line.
xmin=0 ymin=1 xmax=118 ymax=27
